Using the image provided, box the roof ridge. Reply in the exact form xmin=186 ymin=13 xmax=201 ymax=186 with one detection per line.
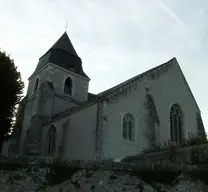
xmin=98 ymin=57 xmax=176 ymax=97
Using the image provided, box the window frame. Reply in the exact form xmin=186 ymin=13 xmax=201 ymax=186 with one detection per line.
xmin=122 ymin=112 xmax=136 ymax=142
xmin=46 ymin=125 xmax=56 ymax=156
xmin=64 ymin=77 xmax=73 ymax=95
xmin=170 ymin=103 xmax=184 ymax=143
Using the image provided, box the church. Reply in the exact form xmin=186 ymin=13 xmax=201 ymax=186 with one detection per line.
xmin=9 ymin=32 xmax=205 ymax=160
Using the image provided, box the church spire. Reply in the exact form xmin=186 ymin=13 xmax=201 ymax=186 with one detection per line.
xmin=48 ymin=32 xmax=79 ymax=57
xmin=32 ymin=32 xmax=89 ymax=79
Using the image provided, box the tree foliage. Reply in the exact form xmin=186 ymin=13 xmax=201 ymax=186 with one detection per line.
xmin=0 ymin=50 xmax=24 ymax=143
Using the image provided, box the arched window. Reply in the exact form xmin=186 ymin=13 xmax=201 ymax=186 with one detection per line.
xmin=33 ymin=78 xmax=39 ymax=93
xmin=64 ymin=77 xmax=72 ymax=95
xmin=46 ymin=125 xmax=56 ymax=155
xmin=170 ymin=104 xmax=184 ymax=143
xmin=123 ymin=113 xmax=135 ymax=141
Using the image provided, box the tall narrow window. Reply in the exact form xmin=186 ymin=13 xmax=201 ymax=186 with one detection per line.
xmin=33 ymin=78 xmax=39 ymax=93
xmin=59 ymin=120 xmax=69 ymax=157
xmin=64 ymin=77 xmax=72 ymax=95
xmin=47 ymin=125 xmax=56 ymax=155
xmin=123 ymin=120 xmax=127 ymax=138
xmin=170 ymin=104 xmax=184 ymax=143
xmin=123 ymin=113 xmax=135 ymax=141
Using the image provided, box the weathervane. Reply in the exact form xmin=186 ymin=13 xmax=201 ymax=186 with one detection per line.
xmin=65 ymin=22 xmax=68 ymax=31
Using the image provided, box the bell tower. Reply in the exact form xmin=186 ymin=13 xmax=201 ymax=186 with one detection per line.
xmin=27 ymin=32 xmax=90 ymax=115
xmin=18 ymin=32 xmax=90 ymax=155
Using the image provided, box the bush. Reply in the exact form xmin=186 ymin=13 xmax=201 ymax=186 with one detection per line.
xmin=139 ymin=140 xmax=179 ymax=156
xmin=181 ymin=132 xmax=207 ymax=148
xmin=139 ymin=132 xmax=207 ymax=156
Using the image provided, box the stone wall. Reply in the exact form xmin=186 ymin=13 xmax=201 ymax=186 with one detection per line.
xmin=122 ymin=143 xmax=208 ymax=164
xmin=0 ymin=155 xmax=208 ymax=191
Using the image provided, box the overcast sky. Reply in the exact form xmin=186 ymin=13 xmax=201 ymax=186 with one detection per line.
xmin=0 ymin=0 xmax=208 ymax=131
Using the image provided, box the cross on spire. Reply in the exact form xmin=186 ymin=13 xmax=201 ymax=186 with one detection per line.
xmin=65 ymin=22 xmax=68 ymax=31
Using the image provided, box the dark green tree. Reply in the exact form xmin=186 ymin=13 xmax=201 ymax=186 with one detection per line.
xmin=0 ymin=50 xmax=24 ymax=149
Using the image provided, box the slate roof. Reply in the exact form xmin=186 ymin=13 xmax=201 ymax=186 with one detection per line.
xmin=32 ymin=32 xmax=89 ymax=79
xmin=88 ymin=93 xmax=98 ymax=101
xmin=48 ymin=32 xmax=78 ymax=57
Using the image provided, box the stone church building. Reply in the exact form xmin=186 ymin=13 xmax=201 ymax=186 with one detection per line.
xmin=8 ymin=32 xmax=205 ymax=160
